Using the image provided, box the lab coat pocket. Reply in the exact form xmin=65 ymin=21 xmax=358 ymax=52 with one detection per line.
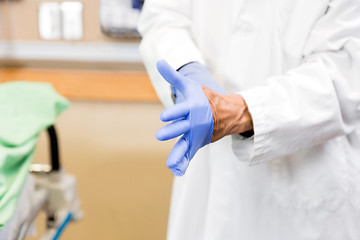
xmin=270 ymin=139 xmax=347 ymax=212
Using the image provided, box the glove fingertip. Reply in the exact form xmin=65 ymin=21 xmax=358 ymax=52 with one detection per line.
xmin=169 ymin=156 xmax=190 ymax=177
xmin=155 ymin=129 xmax=166 ymax=141
xmin=171 ymin=167 xmax=185 ymax=177
xmin=156 ymin=60 xmax=173 ymax=82
xmin=156 ymin=59 xmax=167 ymax=71
xmin=166 ymin=138 xmax=189 ymax=167
xmin=160 ymin=111 xmax=169 ymax=122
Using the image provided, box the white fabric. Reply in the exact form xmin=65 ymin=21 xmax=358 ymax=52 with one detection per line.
xmin=0 ymin=175 xmax=36 ymax=240
xmin=138 ymin=0 xmax=360 ymax=239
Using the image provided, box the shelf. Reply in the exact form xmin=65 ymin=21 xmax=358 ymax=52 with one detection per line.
xmin=0 ymin=41 xmax=142 ymax=65
xmin=0 ymin=68 xmax=159 ymax=102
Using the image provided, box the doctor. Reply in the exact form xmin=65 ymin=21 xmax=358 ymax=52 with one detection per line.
xmin=138 ymin=0 xmax=360 ymax=239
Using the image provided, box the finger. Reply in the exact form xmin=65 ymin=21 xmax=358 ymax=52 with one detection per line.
xmin=170 ymin=157 xmax=190 ymax=177
xmin=160 ymin=102 xmax=190 ymax=122
xmin=173 ymin=86 xmax=186 ymax=104
xmin=166 ymin=137 xmax=189 ymax=168
xmin=156 ymin=120 xmax=190 ymax=141
xmin=156 ymin=60 xmax=189 ymax=95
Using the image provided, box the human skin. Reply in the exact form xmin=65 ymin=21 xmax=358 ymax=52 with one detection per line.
xmin=202 ymin=86 xmax=254 ymax=142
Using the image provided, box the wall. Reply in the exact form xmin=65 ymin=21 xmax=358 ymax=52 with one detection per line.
xmin=0 ymin=0 xmax=142 ymax=70
xmin=0 ymin=0 xmax=124 ymax=42
xmin=0 ymin=1 xmax=175 ymax=239
xmin=29 ymin=101 xmax=174 ymax=240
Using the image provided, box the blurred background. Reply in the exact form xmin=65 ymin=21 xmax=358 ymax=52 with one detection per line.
xmin=0 ymin=0 xmax=174 ymax=239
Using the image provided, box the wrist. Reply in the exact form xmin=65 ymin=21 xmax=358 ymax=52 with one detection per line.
xmin=228 ymin=94 xmax=253 ymax=134
xmin=202 ymin=86 xmax=253 ymax=142
xmin=213 ymin=94 xmax=253 ymax=138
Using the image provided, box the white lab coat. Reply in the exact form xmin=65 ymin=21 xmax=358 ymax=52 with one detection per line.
xmin=138 ymin=0 xmax=360 ymax=239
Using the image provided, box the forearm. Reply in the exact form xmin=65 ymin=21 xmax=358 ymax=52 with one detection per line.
xmin=138 ymin=0 xmax=205 ymax=70
xmin=138 ymin=1 xmax=205 ymax=107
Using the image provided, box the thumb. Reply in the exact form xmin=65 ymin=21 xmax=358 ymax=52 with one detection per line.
xmin=156 ymin=60 xmax=189 ymax=96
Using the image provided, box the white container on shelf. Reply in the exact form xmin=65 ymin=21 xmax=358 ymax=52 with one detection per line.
xmin=61 ymin=2 xmax=84 ymax=41
xmin=38 ymin=2 xmax=61 ymax=40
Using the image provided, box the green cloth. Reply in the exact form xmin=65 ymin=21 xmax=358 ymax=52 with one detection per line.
xmin=0 ymin=81 xmax=70 ymax=229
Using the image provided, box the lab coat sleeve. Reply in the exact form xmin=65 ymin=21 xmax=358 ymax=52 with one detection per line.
xmin=234 ymin=0 xmax=360 ymax=165
xmin=138 ymin=0 xmax=206 ymax=107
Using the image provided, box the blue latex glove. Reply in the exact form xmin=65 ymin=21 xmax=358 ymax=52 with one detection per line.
xmin=156 ymin=60 xmax=214 ymax=176
xmin=172 ymin=62 xmax=226 ymax=104
xmin=178 ymin=62 xmax=226 ymax=94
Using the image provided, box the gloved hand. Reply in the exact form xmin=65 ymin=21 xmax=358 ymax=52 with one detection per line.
xmin=172 ymin=62 xmax=226 ymax=104
xmin=156 ymin=60 xmax=214 ymax=176
xmin=178 ymin=62 xmax=226 ymax=94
